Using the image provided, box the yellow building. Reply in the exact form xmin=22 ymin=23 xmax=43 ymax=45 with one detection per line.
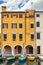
xmin=1 ymin=6 xmax=35 ymax=56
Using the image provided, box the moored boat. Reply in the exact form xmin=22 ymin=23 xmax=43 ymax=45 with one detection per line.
xmin=19 ymin=55 xmax=26 ymax=64
xmin=7 ymin=55 xmax=15 ymax=63
xmin=27 ymin=57 xmax=35 ymax=61
xmin=0 ymin=54 xmax=3 ymax=62
xmin=27 ymin=55 xmax=35 ymax=61
xmin=38 ymin=56 xmax=43 ymax=60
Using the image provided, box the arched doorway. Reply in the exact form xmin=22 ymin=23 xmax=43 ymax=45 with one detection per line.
xmin=26 ymin=45 xmax=33 ymax=54
xmin=4 ymin=45 xmax=12 ymax=55
xmin=14 ymin=45 xmax=22 ymax=54
xmin=37 ymin=46 xmax=40 ymax=54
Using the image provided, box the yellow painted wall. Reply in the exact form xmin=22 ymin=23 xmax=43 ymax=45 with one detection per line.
xmin=25 ymin=10 xmax=35 ymax=48
xmin=1 ymin=7 xmax=35 ymax=50
xmin=2 ymin=13 xmax=25 ymax=49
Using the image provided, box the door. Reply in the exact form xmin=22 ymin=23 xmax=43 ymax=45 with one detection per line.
xmin=18 ymin=46 xmax=22 ymax=54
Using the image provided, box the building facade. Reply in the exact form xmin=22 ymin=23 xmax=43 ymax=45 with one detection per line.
xmin=1 ymin=6 xmax=35 ymax=56
xmin=0 ymin=13 xmax=1 ymax=54
xmin=1 ymin=6 xmax=43 ymax=56
xmin=35 ymin=11 xmax=43 ymax=55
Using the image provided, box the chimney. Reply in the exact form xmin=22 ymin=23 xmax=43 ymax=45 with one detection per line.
xmin=29 ymin=10 xmax=35 ymax=16
xmin=2 ymin=6 xmax=6 ymax=12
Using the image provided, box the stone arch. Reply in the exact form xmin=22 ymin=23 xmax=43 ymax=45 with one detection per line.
xmin=25 ymin=45 xmax=33 ymax=54
xmin=14 ymin=45 xmax=22 ymax=54
xmin=3 ymin=45 xmax=12 ymax=56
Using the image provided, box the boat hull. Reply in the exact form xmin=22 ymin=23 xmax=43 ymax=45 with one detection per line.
xmin=0 ymin=59 xmax=3 ymax=63
xmin=0 ymin=54 xmax=3 ymax=62
xmin=19 ymin=55 xmax=26 ymax=64
xmin=19 ymin=57 xmax=26 ymax=64
xmin=7 ymin=55 xmax=15 ymax=63
xmin=27 ymin=57 xmax=35 ymax=61
xmin=7 ymin=58 xmax=15 ymax=63
xmin=0 ymin=57 xmax=3 ymax=63
xmin=19 ymin=59 xmax=26 ymax=64
xmin=38 ymin=56 xmax=43 ymax=61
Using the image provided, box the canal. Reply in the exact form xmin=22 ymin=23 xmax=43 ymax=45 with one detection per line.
xmin=0 ymin=60 xmax=43 ymax=65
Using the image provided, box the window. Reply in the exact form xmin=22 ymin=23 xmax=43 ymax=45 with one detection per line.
xmin=11 ymin=14 xmax=18 ymax=18
xmin=37 ymin=33 xmax=40 ymax=39
xmin=12 ymin=23 xmax=17 ymax=28
xmin=31 ymin=34 xmax=34 ymax=41
xmin=19 ymin=34 xmax=22 ymax=41
xmin=3 ymin=15 xmax=7 ymax=18
xmin=3 ymin=23 xmax=8 ymax=28
xmin=13 ymin=34 xmax=16 ymax=41
xmin=4 ymin=34 xmax=7 ymax=41
xmin=36 ymin=14 xmax=40 ymax=17
xmin=31 ymin=24 xmax=34 ymax=28
xmin=37 ymin=22 xmax=40 ymax=27
xmin=19 ymin=14 xmax=22 ymax=18
xmin=19 ymin=23 xmax=22 ymax=28
xmin=2 ymin=14 xmax=9 ymax=18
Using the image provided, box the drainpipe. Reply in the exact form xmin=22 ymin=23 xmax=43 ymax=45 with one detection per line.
xmin=22 ymin=12 xmax=26 ymax=55
xmin=34 ymin=11 xmax=37 ymax=57
xmin=24 ymin=11 xmax=26 ymax=55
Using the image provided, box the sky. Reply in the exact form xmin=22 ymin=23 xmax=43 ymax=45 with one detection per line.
xmin=0 ymin=0 xmax=43 ymax=12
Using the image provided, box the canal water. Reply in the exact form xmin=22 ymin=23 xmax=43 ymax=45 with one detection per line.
xmin=0 ymin=60 xmax=43 ymax=65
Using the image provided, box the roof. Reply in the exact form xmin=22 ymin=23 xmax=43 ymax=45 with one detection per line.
xmin=1 ymin=11 xmax=25 ymax=13
xmin=35 ymin=11 xmax=43 ymax=13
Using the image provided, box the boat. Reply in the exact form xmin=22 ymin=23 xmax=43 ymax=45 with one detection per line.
xmin=27 ymin=57 xmax=35 ymax=61
xmin=19 ymin=55 xmax=26 ymax=64
xmin=27 ymin=55 xmax=35 ymax=61
xmin=0 ymin=54 xmax=3 ymax=62
xmin=38 ymin=56 xmax=43 ymax=60
xmin=7 ymin=55 xmax=15 ymax=63
xmin=0 ymin=62 xmax=3 ymax=65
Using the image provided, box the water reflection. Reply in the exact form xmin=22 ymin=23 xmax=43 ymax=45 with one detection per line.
xmin=0 ymin=60 xmax=43 ymax=65
xmin=40 ymin=61 xmax=43 ymax=65
xmin=28 ymin=61 xmax=35 ymax=65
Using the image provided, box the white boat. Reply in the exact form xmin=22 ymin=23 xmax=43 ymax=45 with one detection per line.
xmin=38 ymin=56 xmax=43 ymax=60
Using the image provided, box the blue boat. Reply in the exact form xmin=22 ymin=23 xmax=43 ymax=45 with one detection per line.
xmin=7 ymin=55 xmax=15 ymax=63
xmin=19 ymin=55 xmax=26 ymax=64
xmin=0 ymin=54 xmax=3 ymax=62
